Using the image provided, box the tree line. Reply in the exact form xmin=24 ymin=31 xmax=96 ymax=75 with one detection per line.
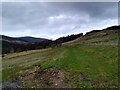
xmin=2 ymin=33 xmax=83 ymax=54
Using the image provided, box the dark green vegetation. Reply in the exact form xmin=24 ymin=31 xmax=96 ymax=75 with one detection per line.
xmin=2 ymin=26 xmax=119 ymax=88
xmin=1 ymin=35 xmax=51 ymax=54
xmin=1 ymin=33 xmax=83 ymax=54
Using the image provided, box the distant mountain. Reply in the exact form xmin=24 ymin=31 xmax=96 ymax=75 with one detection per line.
xmin=0 ymin=35 xmax=49 ymax=44
xmin=1 ymin=35 xmax=28 ymax=44
xmin=1 ymin=35 xmax=50 ymax=54
xmin=18 ymin=36 xmax=49 ymax=43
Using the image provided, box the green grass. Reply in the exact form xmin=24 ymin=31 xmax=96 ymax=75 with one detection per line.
xmin=75 ymin=30 xmax=118 ymax=45
xmin=2 ymin=30 xmax=119 ymax=88
xmin=2 ymin=47 xmax=64 ymax=82
xmin=2 ymin=44 xmax=118 ymax=87
xmin=38 ymin=45 xmax=118 ymax=88
xmin=2 ymin=66 xmax=23 ymax=81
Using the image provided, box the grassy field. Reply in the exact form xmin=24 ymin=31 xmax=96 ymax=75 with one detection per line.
xmin=38 ymin=45 xmax=118 ymax=88
xmin=2 ymin=48 xmax=62 ymax=81
xmin=2 ymin=29 xmax=119 ymax=88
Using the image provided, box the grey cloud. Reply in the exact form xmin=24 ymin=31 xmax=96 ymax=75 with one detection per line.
xmin=2 ymin=2 xmax=118 ymax=39
xmin=46 ymin=2 xmax=117 ymax=19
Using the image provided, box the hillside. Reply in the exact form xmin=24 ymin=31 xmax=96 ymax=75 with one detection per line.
xmin=2 ymin=25 xmax=119 ymax=88
xmin=1 ymin=35 xmax=28 ymax=44
xmin=18 ymin=36 xmax=49 ymax=43
xmin=63 ymin=26 xmax=119 ymax=46
xmin=1 ymin=33 xmax=83 ymax=54
xmin=1 ymin=35 xmax=51 ymax=54
xmin=1 ymin=35 xmax=27 ymax=54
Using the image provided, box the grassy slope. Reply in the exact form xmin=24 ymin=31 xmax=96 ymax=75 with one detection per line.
xmin=2 ymin=48 xmax=62 ymax=81
xmin=2 ymin=29 xmax=119 ymax=88
xmin=39 ymin=45 xmax=118 ymax=88
xmin=63 ymin=29 xmax=118 ymax=45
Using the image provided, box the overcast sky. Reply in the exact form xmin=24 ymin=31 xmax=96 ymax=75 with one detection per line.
xmin=1 ymin=2 xmax=118 ymax=40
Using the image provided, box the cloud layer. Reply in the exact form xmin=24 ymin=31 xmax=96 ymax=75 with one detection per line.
xmin=2 ymin=2 xmax=118 ymax=39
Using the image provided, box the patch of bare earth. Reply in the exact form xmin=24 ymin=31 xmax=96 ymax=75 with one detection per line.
xmin=19 ymin=66 xmax=65 ymax=88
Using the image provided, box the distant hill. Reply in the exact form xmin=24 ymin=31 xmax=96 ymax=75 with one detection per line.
xmin=1 ymin=35 xmax=28 ymax=44
xmin=1 ymin=25 xmax=119 ymax=54
xmin=1 ymin=33 xmax=84 ymax=54
xmin=1 ymin=35 xmax=50 ymax=54
xmin=0 ymin=35 xmax=49 ymax=44
xmin=18 ymin=36 xmax=49 ymax=43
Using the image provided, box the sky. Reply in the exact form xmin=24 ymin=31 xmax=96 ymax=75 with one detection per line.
xmin=1 ymin=2 xmax=118 ymax=40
